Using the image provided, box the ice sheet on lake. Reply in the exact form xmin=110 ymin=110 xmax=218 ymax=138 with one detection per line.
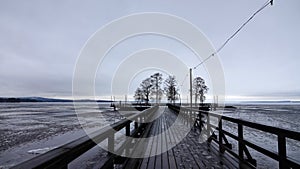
xmin=27 ymin=146 xmax=57 ymax=155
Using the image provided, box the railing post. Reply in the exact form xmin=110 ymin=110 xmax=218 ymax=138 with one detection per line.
xmin=134 ymin=118 xmax=139 ymax=130
xmin=184 ymin=110 xmax=187 ymax=124
xmin=125 ymin=123 xmax=131 ymax=156
xmin=126 ymin=123 xmax=130 ymax=136
xmin=108 ymin=133 xmax=115 ymax=155
xmin=61 ymin=165 xmax=68 ymax=169
xmin=207 ymin=114 xmax=211 ymax=138
xmin=186 ymin=110 xmax=188 ymax=125
xmin=219 ymin=119 xmax=223 ymax=153
xmin=189 ymin=109 xmax=192 ymax=127
xmin=278 ymin=135 xmax=287 ymax=169
xmin=199 ymin=111 xmax=202 ymax=132
xmin=192 ymin=109 xmax=195 ymax=127
xmin=238 ymin=124 xmax=244 ymax=160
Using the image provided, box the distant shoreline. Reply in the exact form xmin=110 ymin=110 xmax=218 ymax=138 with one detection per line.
xmin=1 ymin=96 xmax=300 ymax=105
xmin=0 ymin=97 xmax=112 ymax=103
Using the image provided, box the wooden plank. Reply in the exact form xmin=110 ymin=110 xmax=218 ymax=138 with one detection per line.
xmin=208 ymin=142 xmax=239 ymax=169
xmin=170 ymin=118 xmax=199 ymax=169
xmin=164 ymin=111 xmax=177 ymax=169
xmin=123 ymin=112 xmax=158 ymax=169
xmin=139 ymin=124 xmax=157 ymax=168
xmin=123 ymin=126 xmax=151 ymax=168
xmin=139 ymin=108 xmax=162 ymax=169
xmin=160 ymin=112 xmax=170 ymax=169
xmin=139 ymin=123 xmax=155 ymax=169
xmin=177 ymin=108 xmax=236 ymax=169
xmin=146 ymin=117 xmax=160 ymax=169
xmin=167 ymin=107 xmax=236 ymax=169
xmin=137 ymin=119 xmax=155 ymax=169
xmin=155 ymin=116 xmax=162 ymax=169
xmin=166 ymin=110 xmax=186 ymax=169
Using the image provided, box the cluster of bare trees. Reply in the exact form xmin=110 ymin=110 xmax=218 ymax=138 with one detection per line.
xmin=134 ymin=73 xmax=179 ymax=105
xmin=134 ymin=72 xmax=209 ymax=106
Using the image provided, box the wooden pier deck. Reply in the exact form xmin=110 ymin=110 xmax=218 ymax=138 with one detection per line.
xmin=12 ymin=105 xmax=300 ymax=169
xmin=122 ymin=107 xmax=235 ymax=169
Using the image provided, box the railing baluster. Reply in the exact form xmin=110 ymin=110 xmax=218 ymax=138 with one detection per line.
xmin=278 ymin=135 xmax=287 ymax=169
xmin=134 ymin=119 xmax=138 ymax=130
xmin=126 ymin=123 xmax=130 ymax=136
xmin=199 ymin=111 xmax=202 ymax=132
xmin=190 ymin=109 xmax=193 ymax=127
xmin=125 ymin=123 xmax=131 ymax=156
xmin=219 ymin=119 xmax=223 ymax=153
xmin=238 ymin=123 xmax=244 ymax=160
xmin=192 ymin=109 xmax=195 ymax=125
xmin=207 ymin=114 xmax=211 ymax=138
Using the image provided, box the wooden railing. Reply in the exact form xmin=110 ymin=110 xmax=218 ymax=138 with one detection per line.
xmin=167 ymin=104 xmax=300 ymax=169
xmin=12 ymin=106 xmax=158 ymax=169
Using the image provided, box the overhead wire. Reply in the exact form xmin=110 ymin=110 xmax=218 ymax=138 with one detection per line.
xmin=193 ymin=0 xmax=273 ymax=70
xmin=180 ymin=72 xmax=189 ymax=87
xmin=179 ymin=0 xmax=273 ymax=87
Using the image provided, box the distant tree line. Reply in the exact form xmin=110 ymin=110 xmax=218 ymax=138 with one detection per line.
xmin=134 ymin=72 xmax=208 ymax=106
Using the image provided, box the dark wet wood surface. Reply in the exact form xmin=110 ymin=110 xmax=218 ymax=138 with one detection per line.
xmin=123 ymin=107 xmax=237 ymax=169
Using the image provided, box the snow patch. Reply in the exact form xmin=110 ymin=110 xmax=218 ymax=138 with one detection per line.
xmin=27 ymin=146 xmax=57 ymax=155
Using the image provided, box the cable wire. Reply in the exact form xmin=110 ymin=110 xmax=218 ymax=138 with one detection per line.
xmin=178 ymin=0 xmax=273 ymax=88
xmin=180 ymin=71 xmax=189 ymax=87
xmin=193 ymin=0 xmax=273 ymax=70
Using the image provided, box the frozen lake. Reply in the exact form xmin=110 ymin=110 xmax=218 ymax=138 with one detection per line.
xmin=0 ymin=102 xmax=120 ymax=168
xmin=0 ymin=102 xmax=300 ymax=168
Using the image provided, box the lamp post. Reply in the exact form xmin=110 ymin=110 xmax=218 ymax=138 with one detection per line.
xmin=189 ymin=68 xmax=193 ymax=109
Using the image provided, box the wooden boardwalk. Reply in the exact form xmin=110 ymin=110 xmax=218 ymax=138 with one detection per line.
xmin=13 ymin=105 xmax=300 ymax=169
xmin=121 ymin=107 xmax=237 ymax=169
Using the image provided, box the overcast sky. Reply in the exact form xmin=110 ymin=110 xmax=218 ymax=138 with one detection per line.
xmin=0 ymin=0 xmax=300 ymax=101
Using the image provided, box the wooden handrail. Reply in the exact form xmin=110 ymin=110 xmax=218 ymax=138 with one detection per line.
xmin=172 ymin=105 xmax=300 ymax=141
xmin=167 ymin=104 xmax=300 ymax=169
xmin=12 ymin=106 xmax=158 ymax=169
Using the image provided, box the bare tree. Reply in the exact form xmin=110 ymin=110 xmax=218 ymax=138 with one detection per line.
xmin=193 ymin=77 xmax=209 ymax=106
xmin=140 ymin=78 xmax=152 ymax=105
xmin=134 ymin=87 xmax=143 ymax=104
xmin=164 ymin=75 xmax=179 ymax=104
xmin=150 ymin=73 xmax=163 ymax=104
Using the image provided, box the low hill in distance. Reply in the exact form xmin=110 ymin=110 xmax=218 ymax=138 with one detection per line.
xmin=0 ymin=97 xmax=112 ymax=103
